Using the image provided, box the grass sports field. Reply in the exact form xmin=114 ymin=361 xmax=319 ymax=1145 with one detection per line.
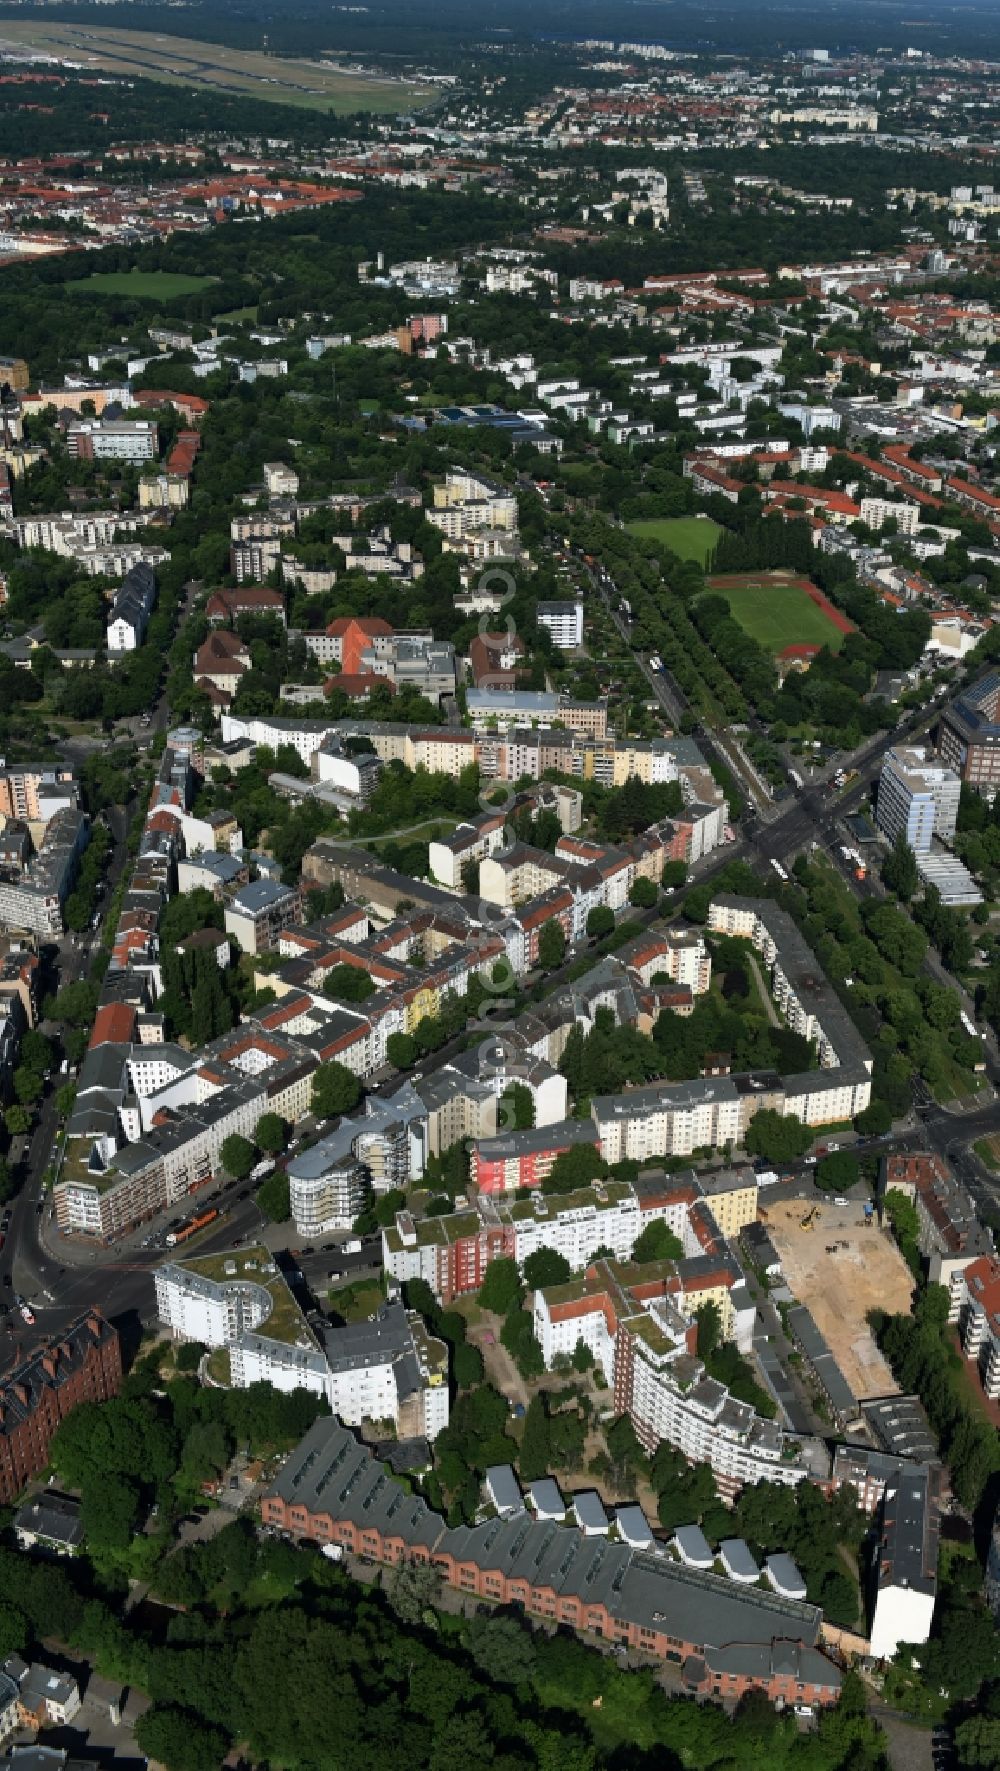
xmin=68 ymin=271 xmax=219 ymax=300
xmin=0 ymin=23 xmax=440 ymax=113
xmin=626 ymin=515 xmax=721 ymax=565
xmin=705 ymin=571 xmax=853 ymax=655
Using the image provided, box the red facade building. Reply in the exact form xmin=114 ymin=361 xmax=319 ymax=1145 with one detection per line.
xmin=0 ymin=1312 xmax=122 ymax=1503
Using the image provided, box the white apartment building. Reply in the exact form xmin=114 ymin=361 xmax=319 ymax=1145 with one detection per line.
xmin=67 ymin=419 xmax=158 ymax=462
xmin=263 ymin=461 xmax=300 ymax=498
xmin=859 ymin=496 xmax=921 ymax=536
xmin=536 ymin=600 xmax=584 ymax=650
xmin=593 ymin=1079 xmax=745 ymax=1164
xmin=155 ymin=1247 xmax=328 ymax=1398
xmin=323 ymin=1301 xmax=449 ymax=1441
xmin=868 ymin=1466 xmax=939 ymax=1661
xmin=876 ymin=747 xmax=960 ymax=853
xmin=155 ymin=1255 xmax=449 ymax=1438
xmin=428 ymin=466 xmax=518 ymax=538
xmin=429 ymin=811 xmax=507 ymax=891
xmin=951 ymin=1256 xmax=1000 ymax=1399
xmin=658 ymin=930 xmax=712 ymax=995
xmin=533 ymin=1268 xmax=820 ymax=1497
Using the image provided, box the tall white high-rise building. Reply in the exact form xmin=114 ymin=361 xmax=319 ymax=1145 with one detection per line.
xmin=876 ymin=746 xmax=960 ymax=853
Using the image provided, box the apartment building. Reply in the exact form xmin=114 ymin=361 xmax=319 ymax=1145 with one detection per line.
xmin=383 ymin=1171 xmax=727 ymax=1305
xmin=858 ymin=496 xmax=921 ymax=536
xmin=66 ymin=418 xmax=158 ymax=462
xmin=707 ymin=897 xmax=872 ymax=1074
xmin=537 ymin=600 xmax=584 ymax=650
xmin=322 ymin=1300 xmax=449 ymax=1441
xmin=225 ymin=880 xmax=302 ymax=955
xmin=882 ymin=1151 xmax=992 ymax=1286
xmin=0 ymin=764 xmax=76 ymax=827
xmin=428 ymin=811 xmax=508 ymax=891
xmin=106 ymin=562 xmax=157 ymax=657
xmin=472 ymin=1118 xmax=602 ymax=1195
xmin=156 ymin=1253 xmax=448 ymax=1438
xmin=287 ymin=1083 xmax=428 ymax=1233
xmin=263 ymin=1419 xmax=842 ymax=1708
xmin=869 ymin=1463 xmax=940 ymax=1661
xmin=0 ymin=1313 xmax=121 ymax=1504
xmin=466 ymin=689 xmax=608 ymax=738
xmin=263 ymin=460 xmax=300 ymax=498
xmin=428 ymin=466 xmax=518 ymax=538
xmin=0 ymin=807 xmax=90 ymax=939
xmin=951 ymin=1256 xmax=1000 ymax=1399
xmin=533 ymin=1256 xmax=818 ymax=1498
xmin=939 ymin=671 xmax=1000 ymax=797
xmin=876 ymin=747 xmax=960 ymax=851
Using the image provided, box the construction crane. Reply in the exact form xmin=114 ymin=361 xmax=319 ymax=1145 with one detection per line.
xmin=800 ymin=1206 xmax=819 ymax=1230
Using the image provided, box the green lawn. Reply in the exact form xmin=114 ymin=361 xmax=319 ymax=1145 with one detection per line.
xmin=705 ymin=581 xmax=848 ymax=655
xmin=626 ymin=516 xmax=721 ymax=565
xmin=68 ymin=270 xmax=219 ymax=300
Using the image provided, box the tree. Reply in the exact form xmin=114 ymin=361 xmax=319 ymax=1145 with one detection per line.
xmin=523 ymin=1248 xmax=572 ymax=1290
xmin=174 ymin=1341 xmax=206 ymax=1373
xmin=13 ymin=1068 xmax=42 ymax=1105
xmin=537 ymin=919 xmax=566 ymax=971
xmin=519 ymin=1395 xmax=551 ymax=1483
xmin=631 ymin=1219 xmax=684 ymax=1264
xmin=883 ymin=1187 xmax=920 ymax=1268
xmin=81 ymin=1473 xmax=141 ymax=1553
xmin=219 ymin=1133 xmax=256 ymax=1181
xmin=744 ymin=1109 xmax=813 ymax=1164
xmin=955 ymin=1716 xmax=1000 ymax=1768
xmin=452 ymin=1340 xmax=484 ymax=1389
xmin=386 ymin=1032 xmax=418 ymax=1069
xmin=662 ymin=859 xmax=687 ymax=888
xmin=856 ymin=1099 xmax=892 ymax=1135
xmin=586 ymin=905 xmax=615 ymax=939
xmin=4 ymin=1105 xmax=30 ymax=1136
xmin=478 ymin=1257 xmax=523 ymax=1315
xmin=541 ymin=1142 xmax=607 ymax=1195
xmin=257 ymin=1171 xmax=291 ymax=1223
xmin=881 ymin=832 xmax=918 ymax=900
xmin=463 ymin=1614 xmax=536 ymax=1686
xmin=815 ymin=1150 xmax=860 ymax=1194
xmin=55 ymin=1082 xmax=77 ymax=1119
xmin=501 ymin=1304 xmax=545 ymax=1378
xmin=135 ymin=1705 xmax=230 ymax=1771
xmin=311 ymin=1061 xmax=361 ymax=1120
xmin=254 ymin=1112 xmax=287 ymax=1155
xmin=19 ymin=1030 xmax=53 ymax=1073
xmin=628 ymin=876 xmax=658 ymax=909
xmin=571 ymin=1338 xmax=595 ymax=1372
xmin=695 ymin=1300 xmax=723 ymax=1364
xmin=322 ymin=963 xmax=376 ymax=1004
xmin=0 ymin=1603 xmax=27 ymax=1662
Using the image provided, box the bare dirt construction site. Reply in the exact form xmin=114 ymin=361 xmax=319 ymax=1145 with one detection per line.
xmin=764 ymin=1198 xmax=915 ymax=1398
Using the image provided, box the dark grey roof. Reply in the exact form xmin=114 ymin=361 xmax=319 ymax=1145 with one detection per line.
xmin=265 ymin=1421 xmax=834 ymax=1672
xmin=14 ymin=1493 xmax=83 ymax=1550
xmin=786 ymin=1305 xmax=857 ymax=1418
xmin=572 ymin=1490 xmax=609 ymax=1531
xmin=484 ymin=1464 xmax=523 ymax=1514
xmin=673 ymin=1524 xmax=713 ymax=1566
xmin=765 ymin=1553 xmax=806 ymax=1597
xmin=862 ymin=1394 xmax=938 ymax=1465
xmin=719 ymin=1538 xmax=760 ymax=1582
xmin=878 ymin=1463 xmax=939 ymax=1598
